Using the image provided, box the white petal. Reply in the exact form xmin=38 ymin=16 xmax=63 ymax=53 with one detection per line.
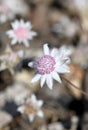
xmin=11 ymin=20 xmax=19 ymax=29
xmin=17 ymin=106 xmax=25 ymax=114
xmin=38 ymin=100 xmax=43 ymax=107
xmin=55 ymin=61 xmax=62 ymax=67
xmin=43 ymin=44 xmax=49 ymax=55
xmin=65 ymin=58 xmax=71 ymax=64
xmin=11 ymin=39 xmax=17 ymax=45
xmin=51 ymin=71 xmax=61 ymax=83
xmin=28 ymin=62 xmax=34 ymax=68
xmin=46 ymin=75 xmax=53 ymax=89
xmin=56 ymin=64 xmax=70 ymax=73
xmin=31 ymin=74 xmax=41 ymax=83
xmin=6 ymin=30 xmax=14 ymax=37
xmin=0 ymin=15 xmax=7 ymax=23
xmin=51 ymin=48 xmax=58 ymax=57
xmin=40 ymin=75 xmax=46 ymax=87
xmin=25 ymin=22 xmax=32 ymax=29
xmin=18 ymin=50 xmax=24 ymax=58
xmin=59 ymin=45 xmax=72 ymax=56
xmin=37 ymin=110 xmax=44 ymax=117
xmin=18 ymin=39 xmax=22 ymax=44
xmin=28 ymin=35 xmax=33 ymax=40
xmin=31 ymin=94 xmax=36 ymax=102
xmin=30 ymin=31 xmax=37 ymax=37
xmin=20 ymin=19 xmax=24 ymax=26
xmin=28 ymin=114 xmax=34 ymax=122
xmin=23 ymin=40 xmax=29 ymax=47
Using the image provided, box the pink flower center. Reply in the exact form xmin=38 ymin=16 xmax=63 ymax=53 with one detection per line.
xmin=14 ymin=26 xmax=28 ymax=39
xmin=36 ymin=55 xmax=56 ymax=75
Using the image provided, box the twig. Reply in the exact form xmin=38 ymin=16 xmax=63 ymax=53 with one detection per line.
xmin=61 ymin=76 xmax=88 ymax=96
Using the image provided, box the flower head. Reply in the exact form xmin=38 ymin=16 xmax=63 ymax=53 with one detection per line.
xmin=0 ymin=46 xmax=24 ymax=73
xmin=0 ymin=0 xmax=29 ymax=23
xmin=52 ymin=16 xmax=79 ymax=38
xmin=6 ymin=20 xmax=37 ymax=47
xmin=72 ymin=0 xmax=86 ymax=9
xmin=28 ymin=44 xmax=71 ymax=89
xmin=17 ymin=94 xmax=44 ymax=122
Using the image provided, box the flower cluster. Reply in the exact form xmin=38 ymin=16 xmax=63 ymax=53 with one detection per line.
xmin=0 ymin=0 xmax=75 ymax=125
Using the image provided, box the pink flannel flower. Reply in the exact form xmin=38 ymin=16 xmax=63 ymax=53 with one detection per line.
xmin=28 ymin=44 xmax=70 ymax=89
xmin=17 ymin=94 xmax=44 ymax=122
xmin=6 ymin=20 xmax=37 ymax=47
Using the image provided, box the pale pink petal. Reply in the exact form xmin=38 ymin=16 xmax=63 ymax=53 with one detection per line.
xmin=31 ymin=74 xmax=41 ymax=83
xmin=43 ymin=44 xmax=50 ymax=55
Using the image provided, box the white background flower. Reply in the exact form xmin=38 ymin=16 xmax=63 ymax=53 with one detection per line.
xmin=0 ymin=46 xmax=24 ymax=73
xmin=6 ymin=20 xmax=37 ymax=47
xmin=28 ymin=44 xmax=70 ymax=89
xmin=73 ymin=0 xmax=86 ymax=9
xmin=17 ymin=94 xmax=44 ymax=122
xmin=0 ymin=0 xmax=29 ymax=23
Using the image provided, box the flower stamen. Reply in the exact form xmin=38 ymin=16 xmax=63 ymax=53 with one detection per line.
xmin=36 ymin=55 xmax=56 ymax=75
